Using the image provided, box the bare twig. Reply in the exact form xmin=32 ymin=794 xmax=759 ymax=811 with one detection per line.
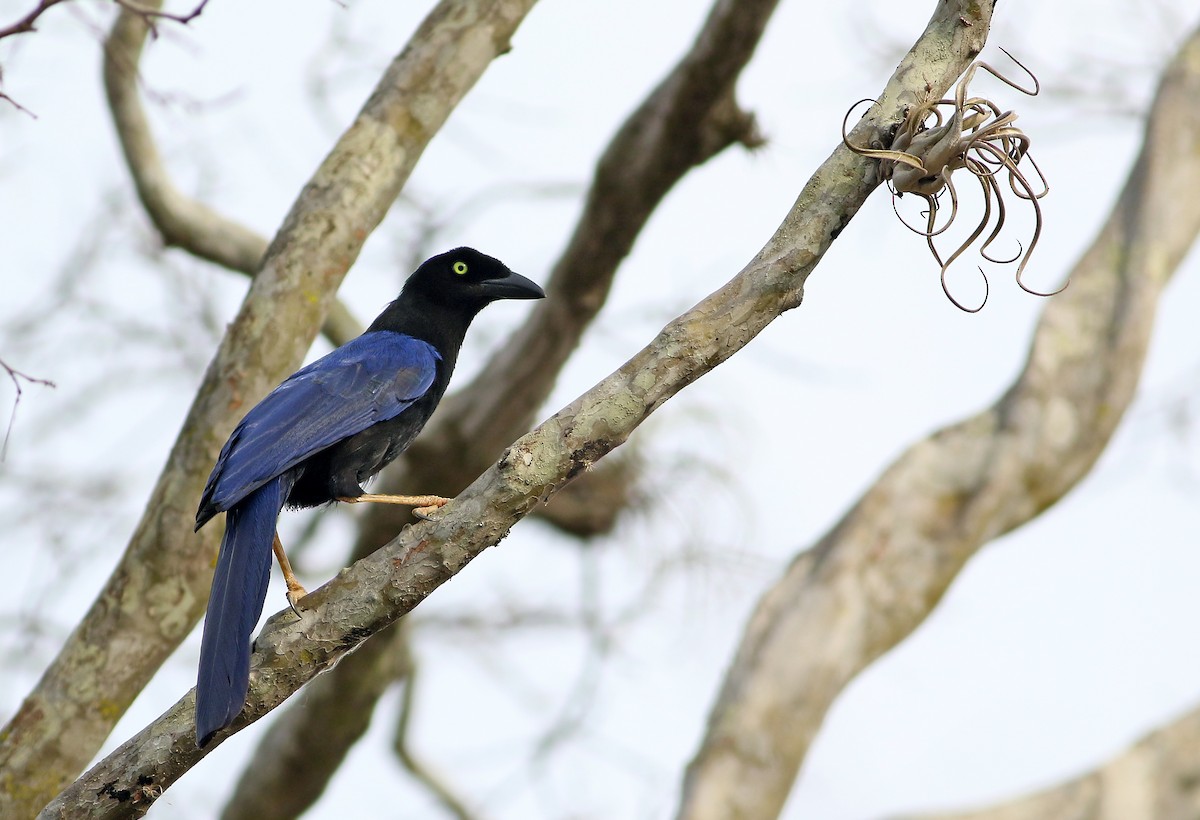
xmin=112 ymin=0 xmax=207 ymax=28
xmin=0 ymin=358 xmax=55 ymax=461
xmin=0 ymin=84 xmax=37 ymax=117
xmin=0 ymin=0 xmax=69 ymax=41
xmin=0 ymin=0 xmax=205 ymax=42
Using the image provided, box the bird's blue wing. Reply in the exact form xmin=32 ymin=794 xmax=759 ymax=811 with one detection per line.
xmin=201 ymin=331 xmax=439 ymax=516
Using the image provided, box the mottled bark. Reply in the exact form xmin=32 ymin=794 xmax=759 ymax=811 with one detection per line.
xmin=0 ymin=1 xmax=538 ymax=817
xmin=676 ymin=22 xmax=1200 ymax=820
xmin=38 ymin=3 xmax=996 ymax=816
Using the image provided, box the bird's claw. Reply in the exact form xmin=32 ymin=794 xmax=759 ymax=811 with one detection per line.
xmin=285 ymin=585 xmax=309 ymax=618
xmin=413 ymin=504 xmax=444 ymax=521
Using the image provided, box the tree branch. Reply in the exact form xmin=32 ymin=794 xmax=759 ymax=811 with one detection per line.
xmin=222 ymin=0 xmax=779 ymax=810
xmin=905 ymin=704 xmax=1200 ymax=820
xmin=0 ymin=2 xmax=538 ymax=816
xmin=0 ymin=0 xmax=70 ymax=41
xmin=532 ymin=451 xmax=642 ymax=537
xmin=102 ymin=0 xmax=361 ymax=347
xmin=676 ymin=21 xmax=1200 ymax=820
xmin=39 ymin=3 xmax=996 ymax=815
xmin=111 ymin=0 xmax=206 ymax=28
xmin=0 ymin=0 xmax=206 ymax=42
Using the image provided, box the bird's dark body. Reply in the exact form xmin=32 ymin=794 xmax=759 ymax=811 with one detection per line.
xmin=193 ymin=248 xmax=543 ymax=747
xmin=194 ymin=306 xmax=463 ymax=524
xmin=282 ymin=402 xmax=440 ymax=508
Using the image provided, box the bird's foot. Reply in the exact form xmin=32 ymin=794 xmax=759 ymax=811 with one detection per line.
xmin=340 ymin=494 xmax=448 ymax=506
xmin=338 ymin=493 xmax=450 ymax=519
xmin=412 ymin=499 xmax=449 ymax=521
xmin=273 ymin=532 xmax=308 ymax=618
xmin=284 ymin=581 xmax=309 ymax=618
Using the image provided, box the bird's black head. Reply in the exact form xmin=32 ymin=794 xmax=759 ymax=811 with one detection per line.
xmin=401 ymin=247 xmax=545 ymax=311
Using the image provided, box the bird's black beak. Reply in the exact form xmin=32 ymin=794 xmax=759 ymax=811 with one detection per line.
xmin=483 ymin=270 xmax=545 ymax=300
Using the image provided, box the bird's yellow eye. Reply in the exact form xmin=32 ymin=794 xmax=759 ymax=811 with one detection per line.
xmin=452 ymin=260 xmax=469 ymax=275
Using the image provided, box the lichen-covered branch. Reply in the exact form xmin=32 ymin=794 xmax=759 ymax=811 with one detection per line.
xmin=0 ymin=2 xmax=538 ymax=817
xmin=221 ymin=0 xmax=779 ymax=810
xmin=39 ymin=4 xmax=996 ymax=816
xmin=676 ymin=22 xmax=1200 ymax=820
xmin=905 ymin=705 xmax=1200 ymax=820
xmin=102 ymin=1 xmax=361 ymax=346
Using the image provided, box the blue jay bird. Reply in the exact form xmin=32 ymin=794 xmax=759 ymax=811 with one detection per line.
xmin=193 ymin=247 xmax=544 ymax=746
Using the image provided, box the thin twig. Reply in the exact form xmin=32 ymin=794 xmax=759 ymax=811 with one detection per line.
xmin=112 ymin=0 xmax=207 ymax=25
xmin=0 ymin=67 xmax=38 ymax=117
xmin=0 ymin=358 xmax=55 ymax=461
xmin=0 ymin=0 xmax=69 ymax=41
xmin=0 ymin=0 xmax=206 ymax=42
xmin=0 ymin=91 xmax=36 ymax=117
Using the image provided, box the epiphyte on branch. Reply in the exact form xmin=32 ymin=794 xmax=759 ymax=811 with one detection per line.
xmin=844 ymin=49 xmax=1061 ymax=312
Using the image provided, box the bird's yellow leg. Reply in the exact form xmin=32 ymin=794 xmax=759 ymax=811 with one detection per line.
xmin=338 ymin=493 xmax=450 ymax=520
xmin=272 ymin=532 xmax=308 ymax=614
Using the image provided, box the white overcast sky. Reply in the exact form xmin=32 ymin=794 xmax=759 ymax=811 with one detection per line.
xmin=2 ymin=1 xmax=1199 ymax=818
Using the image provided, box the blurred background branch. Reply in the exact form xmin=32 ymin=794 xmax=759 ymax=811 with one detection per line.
xmin=677 ymin=20 xmax=1200 ymax=820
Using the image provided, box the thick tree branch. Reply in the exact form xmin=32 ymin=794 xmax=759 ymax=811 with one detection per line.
xmin=102 ymin=1 xmax=361 ymax=347
xmin=676 ymin=22 xmax=1200 ymax=820
xmin=532 ymin=452 xmax=642 ymax=536
xmin=223 ymin=0 xmax=779 ymax=810
xmin=906 ymin=704 xmax=1200 ymax=820
xmin=40 ymin=3 xmax=996 ymax=816
xmin=0 ymin=2 xmax=538 ymax=816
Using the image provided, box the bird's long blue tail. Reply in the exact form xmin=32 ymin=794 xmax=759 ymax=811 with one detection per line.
xmin=195 ymin=476 xmax=287 ymax=747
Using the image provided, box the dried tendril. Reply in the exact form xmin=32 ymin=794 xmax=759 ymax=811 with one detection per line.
xmin=844 ymin=49 xmax=1062 ymax=312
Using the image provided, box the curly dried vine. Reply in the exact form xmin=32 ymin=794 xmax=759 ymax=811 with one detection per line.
xmin=844 ymin=49 xmax=1060 ymax=312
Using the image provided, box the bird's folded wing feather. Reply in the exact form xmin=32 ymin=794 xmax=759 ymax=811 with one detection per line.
xmin=202 ymin=332 xmax=439 ymax=514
